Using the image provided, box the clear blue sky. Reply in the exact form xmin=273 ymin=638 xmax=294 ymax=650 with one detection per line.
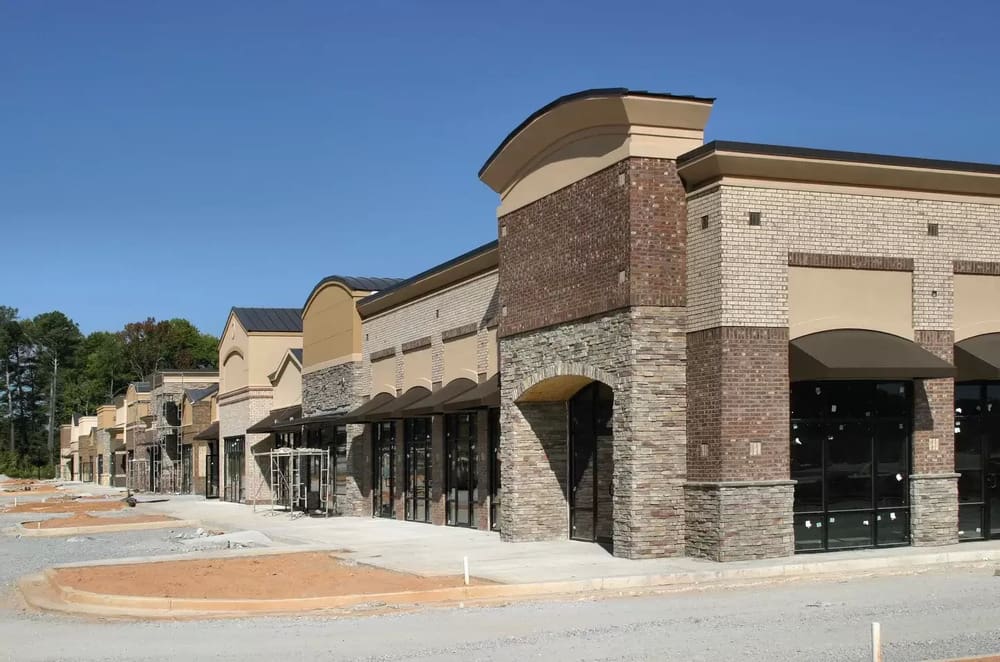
xmin=3 ymin=1 xmax=998 ymax=336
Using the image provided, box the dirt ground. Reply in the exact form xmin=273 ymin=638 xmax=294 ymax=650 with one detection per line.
xmin=21 ymin=513 xmax=176 ymax=529
xmin=52 ymin=551 xmax=491 ymax=599
xmin=4 ymin=499 xmax=125 ymax=514
xmin=0 ymin=479 xmax=63 ymax=494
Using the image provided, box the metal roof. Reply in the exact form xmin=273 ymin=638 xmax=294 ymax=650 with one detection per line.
xmin=132 ymin=382 xmax=151 ymax=393
xmin=290 ymin=348 xmax=303 ymax=363
xmin=184 ymin=384 xmax=219 ymax=403
xmin=231 ymin=307 xmax=302 ymax=333
xmin=303 ymin=275 xmax=403 ymax=310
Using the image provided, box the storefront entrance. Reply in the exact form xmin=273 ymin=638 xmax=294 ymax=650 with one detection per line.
xmin=445 ymin=412 xmax=476 ymax=527
xmin=404 ymin=418 xmax=432 ymax=523
xmin=223 ymin=436 xmax=245 ymax=502
xmin=372 ymin=422 xmax=396 ymax=518
xmin=489 ymin=408 xmax=500 ymax=532
xmin=955 ymin=382 xmax=1000 ymax=540
xmin=791 ymin=381 xmax=911 ymax=552
xmin=180 ymin=444 xmax=193 ymax=494
xmin=568 ymin=382 xmax=614 ymax=545
xmin=206 ymin=442 xmax=219 ymax=498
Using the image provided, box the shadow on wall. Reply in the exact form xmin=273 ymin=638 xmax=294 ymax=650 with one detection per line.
xmin=481 ymin=284 xmax=500 ymax=328
xmin=350 ymin=426 xmax=370 ymax=516
xmin=518 ymin=401 xmax=569 ymax=534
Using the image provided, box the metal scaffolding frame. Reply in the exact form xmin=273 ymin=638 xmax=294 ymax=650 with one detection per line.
xmin=252 ymin=447 xmax=332 ymax=518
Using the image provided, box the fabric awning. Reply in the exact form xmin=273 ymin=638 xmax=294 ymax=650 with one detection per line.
xmin=366 ymin=386 xmax=431 ymax=420
xmin=246 ymin=405 xmax=303 ymax=434
xmin=192 ymin=420 xmax=219 ymax=441
xmin=443 ymin=373 xmax=500 ymax=410
xmin=955 ymin=333 xmax=1000 ymax=380
xmin=269 ymin=407 xmax=350 ymax=431
xmin=790 ymin=330 xmax=955 ymax=381
xmin=341 ymin=392 xmax=397 ymax=424
xmin=402 ymin=378 xmax=478 ymax=417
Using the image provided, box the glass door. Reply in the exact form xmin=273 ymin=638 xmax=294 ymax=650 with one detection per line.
xmin=224 ymin=436 xmax=245 ymax=502
xmin=955 ymin=382 xmax=1000 ymax=540
xmin=569 ymin=383 xmax=614 ymax=544
xmin=791 ymin=381 xmax=911 ymax=552
xmin=489 ymin=408 xmax=501 ymax=532
xmin=206 ymin=442 xmax=219 ymax=498
xmin=372 ymin=422 xmax=396 ymax=518
xmin=180 ymin=445 xmax=192 ymax=494
xmin=445 ymin=413 xmax=476 ymax=527
xmin=404 ymin=418 xmax=432 ymax=523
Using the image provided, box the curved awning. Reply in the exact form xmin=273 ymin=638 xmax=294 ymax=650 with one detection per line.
xmin=367 ymin=386 xmax=431 ymax=420
xmin=790 ymin=329 xmax=955 ymax=381
xmin=341 ymin=392 xmax=396 ymax=424
xmin=402 ymin=378 xmax=477 ymax=417
xmin=956 ymin=333 xmax=1000 ymax=380
xmin=444 ymin=373 xmax=500 ymax=410
xmin=246 ymin=405 xmax=302 ymax=434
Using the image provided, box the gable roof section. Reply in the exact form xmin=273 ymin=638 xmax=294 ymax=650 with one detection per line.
xmin=269 ymin=346 xmax=304 ymax=383
xmin=184 ymin=384 xmax=219 ymax=403
xmin=231 ymin=307 xmax=303 ymax=333
xmin=291 ymin=348 xmax=303 ymax=363
xmin=303 ymin=275 xmax=403 ymax=312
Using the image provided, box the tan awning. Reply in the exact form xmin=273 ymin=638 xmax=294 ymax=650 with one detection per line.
xmin=790 ymin=330 xmax=955 ymax=381
xmin=443 ymin=373 xmax=500 ymax=410
xmin=402 ymin=378 xmax=477 ymax=417
xmin=246 ymin=405 xmax=303 ymax=433
xmin=341 ymin=392 xmax=396 ymax=424
xmin=956 ymin=333 xmax=1000 ymax=380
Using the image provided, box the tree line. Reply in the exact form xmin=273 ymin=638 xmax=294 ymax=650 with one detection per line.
xmin=0 ymin=305 xmax=217 ymax=472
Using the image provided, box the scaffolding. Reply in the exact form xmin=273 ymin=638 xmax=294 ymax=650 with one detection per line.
xmin=252 ymin=447 xmax=332 ymax=518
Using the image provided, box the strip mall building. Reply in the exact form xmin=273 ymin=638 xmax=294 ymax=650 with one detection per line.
xmin=82 ymin=88 xmax=1000 ymax=563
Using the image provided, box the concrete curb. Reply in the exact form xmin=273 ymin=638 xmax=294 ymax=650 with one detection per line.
xmin=17 ymin=544 xmax=1000 ymax=619
xmin=4 ymin=519 xmax=200 ymax=538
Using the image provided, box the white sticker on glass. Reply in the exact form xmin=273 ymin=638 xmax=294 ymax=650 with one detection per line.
xmin=828 ymin=517 xmax=835 ymax=524
xmin=830 ymin=404 xmax=837 ymax=413
xmin=863 ymin=520 xmax=869 ymax=526
xmin=895 ymin=473 xmax=903 ymax=482
xmin=890 ymin=512 xmax=897 ymax=521
xmin=956 ymin=407 xmax=963 ymax=414
xmin=804 ymin=520 xmax=812 ymax=528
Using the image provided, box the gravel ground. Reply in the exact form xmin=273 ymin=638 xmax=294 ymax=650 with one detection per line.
xmin=2 ymin=519 xmax=1000 ymax=662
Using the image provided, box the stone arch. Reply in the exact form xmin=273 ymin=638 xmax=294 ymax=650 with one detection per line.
xmin=512 ymin=362 xmax=617 ymax=403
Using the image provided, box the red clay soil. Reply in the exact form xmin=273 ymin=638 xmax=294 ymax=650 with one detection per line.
xmin=0 ymin=480 xmax=64 ymax=494
xmin=22 ymin=513 xmax=176 ymax=529
xmin=5 ymin=499 xmax=125 ymax=514
xmin=52 ymin=552 xmax=492 ymax=599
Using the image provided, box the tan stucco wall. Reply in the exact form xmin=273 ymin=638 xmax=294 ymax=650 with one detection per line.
xmin=371 ymin=356 xmax=396 ymax=396
xmin=788 ymin=266 xmax=913 ymax=339
xmin=249 ymin=334 xmax=301 ymax=388
xmin=443 ymin=334 xmax=479 ymax=383
xmin=403 ymin=347 xmax=432 ymax=390
xmin=302 ymin=284 xmax=362 ymax=370
xmin=270 ymin=356 xmax=302 ymax=408
xmin=219 ymin=316 xmax=249 ymax=395
xmin=96 ymin=405 xmax=116 ymax=430
xmin=954 ymin=274 xmax=1000 ymax=341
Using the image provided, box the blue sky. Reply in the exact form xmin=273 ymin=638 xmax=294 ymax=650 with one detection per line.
xmin=3 ymin=0 xmax=998 ymax=336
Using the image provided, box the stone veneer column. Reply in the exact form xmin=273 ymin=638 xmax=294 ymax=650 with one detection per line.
xmin=911 ymin=330 xmax=958 ymax=546
xmin=302 ymin=360 xmax=369 ymax=516
xmin=685 ymin=326 xmax=794 ymax=561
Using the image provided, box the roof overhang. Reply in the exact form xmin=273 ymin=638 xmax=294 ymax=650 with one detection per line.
xmin=479 ymin=89 xmax=714 ymax=215
xmin=678 ymin=141 xmax=1000 ymax=199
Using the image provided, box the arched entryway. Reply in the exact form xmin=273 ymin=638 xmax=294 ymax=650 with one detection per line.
xmin=513 ymin=366 xmax=616 ymax=549
xmin=569 ymin=382 xmax=614 ymax=545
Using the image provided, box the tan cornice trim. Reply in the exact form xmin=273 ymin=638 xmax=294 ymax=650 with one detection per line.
xmin=218 ymin=385 xmax=273 ymax=405
xmin=301 ymin=353 xmax=363 ymax=375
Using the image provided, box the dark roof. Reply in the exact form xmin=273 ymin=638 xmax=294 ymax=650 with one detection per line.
xmin=132 ymin=382 xmax=151 ymax=393
xmin=232 ymin=307 xmax=302 ymax=333
xmin=184 ymin=384 xmax=219 ymax=403
xmin=359 ymin=240 xmax=498 ymax=308
xmin=677 ymin=140 xmax=1000 ymax=174
xmin=443 ymin=373 xmax=500 ymax=411
xmin=304 ymin=275 xmax=403 ymax=310
xmin=480 ymin=88 xmax=715 ymax=177
xmin=192 ymin=420 xmax=219 ymax=441
xmin=290 ymin=348 xmax=303 ymax=363
xmin=246 ymin=405 xmax=303 ymax=434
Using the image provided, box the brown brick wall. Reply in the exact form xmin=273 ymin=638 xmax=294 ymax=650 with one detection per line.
xmin=498 ymin=157 xmax=686 ymax=338
xmin=687 ymin=326 xmax=790 ymax=482
xmin=788 ymin=252 xmax=913 ymax=272
xmin=913 ymin=330 xmax=955 ymax=474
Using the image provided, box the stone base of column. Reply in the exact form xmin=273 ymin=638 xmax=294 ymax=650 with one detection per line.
xmin=339 ymin=423 xmax=370 ymax=517
xmin=684 ymin=481 xmax=795 ymax=561
xmin=910 ymin=473 xmax=958 ymax=546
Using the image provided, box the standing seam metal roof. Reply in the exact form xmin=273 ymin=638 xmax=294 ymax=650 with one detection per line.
xmin=231 ymin=307 xmax=303 ymax=333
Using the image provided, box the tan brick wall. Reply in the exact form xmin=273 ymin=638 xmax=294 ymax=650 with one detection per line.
xmin=688 ymin=185 xmax=1000 ymax=332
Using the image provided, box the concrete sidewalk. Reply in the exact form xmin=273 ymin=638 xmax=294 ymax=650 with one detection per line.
xmin=131 ymin=493 xmax=1000 ymax=585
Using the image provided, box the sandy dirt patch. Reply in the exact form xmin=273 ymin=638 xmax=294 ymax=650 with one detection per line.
xmin=21 ymin=513 xmax=177 ymax=529
xmin=4 ymin=499 xmax=126 ymax=514
xmin=52 ymin=552 xmax=492 ymax=599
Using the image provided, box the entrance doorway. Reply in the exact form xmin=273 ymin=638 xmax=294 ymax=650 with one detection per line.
xmin=372 ymin=422 xmax=396 ymax=518
xmin=489 ymin=408 xmax=500 ymax=532
xmin=206 ymin=442 xmax=219 ymax=498
xmin=445 ymin=413 xmax=476 ymax=527
xmin=568 ymin=382 xmax=614 ymax=545
xmin=404 ymin=418 xmax=432 ymax=523
xmin=224 ymin=436 xmax=245 ymax=502
xmin=791 ymin=381 xmax=911 ymax=552
xmin=955 ymin=382 xmax=1000 ymax=540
